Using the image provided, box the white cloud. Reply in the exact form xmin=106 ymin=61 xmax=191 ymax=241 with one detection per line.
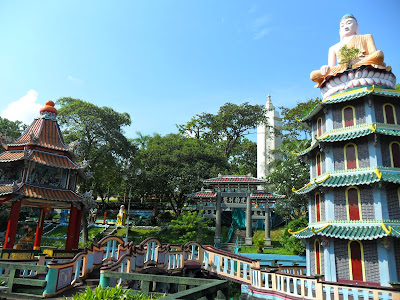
xmin=248 ymin=15 xmax=273 ymax=40
xmin=1 ymin=90 xmax=42 ymax=125
xmin=67 ymin=75 xmax=83 ymax=84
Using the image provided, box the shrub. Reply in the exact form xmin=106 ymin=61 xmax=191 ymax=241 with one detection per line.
xmin=281 ymin=216 xmax=308 ymax=256
xmin=69 ymin=285 xmax=158 ymax=300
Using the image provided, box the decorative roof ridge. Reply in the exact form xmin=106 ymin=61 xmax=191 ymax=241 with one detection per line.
xmin=300 ymin=86 xmax=400 ymax=122
xmin=18 ymin=182 xmax=83 ymax=195
xmin=309 ymin=220 xmax=400 ymax=226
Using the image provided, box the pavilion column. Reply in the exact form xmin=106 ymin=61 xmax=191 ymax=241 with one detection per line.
xmin=66 ymin=204 xmax=78 ymax=250
xmin=264 ymin=204 xmax=272 ymax=248
xmin=245 ymin=193 xmax=252 ymax=245
xmin=33 ymin=208 xmax=46 ymax=250
xmin=4 ymin=199 xmax=22 ymax=249
xmin=214 ymin=190 xmax=222 ymax=246
xmin=73 ymin=207 xmax=83 ymax=249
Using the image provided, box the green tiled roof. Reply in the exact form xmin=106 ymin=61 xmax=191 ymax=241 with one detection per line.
xmin=292 ymin=223 xmax=400 ymax=240
xmin=294 ymin=123 xmax=400 ymax=156
xmin=293 ymin=168 xmax=400 ymax=194
xmin=300 ymin=87 xmax=400 ymax=122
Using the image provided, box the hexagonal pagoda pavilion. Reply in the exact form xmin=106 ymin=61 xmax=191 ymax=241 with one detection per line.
xmin=0 ymin=101 xmax=87 ymax=250
xmin=292 ymin=14 xmax=400 ymax=286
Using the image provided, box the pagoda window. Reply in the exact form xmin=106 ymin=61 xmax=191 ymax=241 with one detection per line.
xmin=346 ymin=187 xmax=362 ymax=221
xmin=344 ymin=143 xmax=358 ymax=170
xmin=383 ymin=103 xmax=397 ymax=125
xmin=348 ymin=240 xmax=365 ymax=281
xmin=314 ymin=239 xmax=322 ymax=274
xmin=389 ymin=141 xmax=400 ymax=168
xmin=315 ymin=192 xmax=321 ymax=222
xmin=342 ymin=106 xmax=356 ymax=127
xmin=317 ymin=117 xmax=323 ymax=137
xmin=316 ymin=153 xmax=322 ymax=176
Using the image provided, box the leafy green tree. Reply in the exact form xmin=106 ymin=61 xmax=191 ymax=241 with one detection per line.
xmin=0 ymin=117 xmax=27 ymax=145
xmin=169 ymin=210 xmax=212 ymax=244
xmin=229 ymin=138 xmax=257 ymax=175
xmin=56 ymin=97 xmax=135 ymax=244
xmin=134 ymin=133 xmax=228 ymax=215
xmin=178 ymin=102 xmax=268 ymax=158
xmin=279 ymin=98 xmax=319 ymax=140
xmin=396 ymin=83 xmax=400 ymax=91
xmin=281 ymin=216 xmax=308 ymax=256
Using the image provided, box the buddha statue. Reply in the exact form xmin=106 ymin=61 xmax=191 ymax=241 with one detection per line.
xmin=310 ymin=14 xmax=391 ymax=87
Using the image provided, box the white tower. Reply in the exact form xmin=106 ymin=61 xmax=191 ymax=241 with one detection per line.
xmin=257 ymin=94 xmax=282 ymax=179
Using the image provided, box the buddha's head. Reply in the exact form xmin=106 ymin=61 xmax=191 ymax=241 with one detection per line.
xmin=339 ymin=14 xmax=360 ymax=40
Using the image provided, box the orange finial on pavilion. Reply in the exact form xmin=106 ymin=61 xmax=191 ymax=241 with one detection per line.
xmin=39 ymin=100 xmax=58 ymax=116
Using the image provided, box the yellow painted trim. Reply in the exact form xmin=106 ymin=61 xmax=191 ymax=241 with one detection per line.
xmin=348 ymin=240 xmax=366 ymax=281
xmin=315 ymin=192 xmax=321 ymax=222
xmin=311 ymin=224 xmax=331 ymax=233
xmin=383 ymin=103 xmax=397 ymax=125
xmin=344 ymin=143 xmax=359 ymax=170
xmin=316 ymin=153 xmax=322 ymax=177
xmin=345 ymin=186 xmax=362 ymax=221
xmin=368 ymin=85 xmax=375 ymax=93
xmin=369 ymin=124 xmax=377 ymax=132
xmin=389 ymin=141 xmax=400 ymax=168
xmin=288 ymin=226 xmax=309 ymax=235
xmin=317 ymin=117 xmax=323 ymax=137
xmin=314 ymin=174 xmax=330 ymax=184
xmin=295 ymin=117 xmax=300 ymax=122
xmin=375 ymin=169 xmax=382 ymax=179
xmin=382 ymin=223 xmax=392 ymax=234
xmin=292 ymin=182 xmax=312 ymax=193
xmin=342 ymin=105 xmax=356 ymax=128
xmin=314 ymin=239 xmax=322 ymax=274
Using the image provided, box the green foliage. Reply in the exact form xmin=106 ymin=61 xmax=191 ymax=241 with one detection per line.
xmin=169 ymin=210 xmax=212 ymax=244
xmin=396 ymin=83 xmax=400 ymax=91
xmin=133 ymin=133 xmax=228 ymax=215
xmin=279 ymin=98 xmax=319 ymax=140
xmin=0 ymin=117 xmax=26 ymax=145
xmin=178 ymin=102 xmax=267 ymax=158
xmin=267 ymin=139 xmax=310 ymax=221
xmin=281 ymin=217 xmax=308 ymax=256
xmin=339 ymin=45 xmax=360 ymax=68
xmin=253 ymin=236 xmax=265 ymax=253
xmin=229 ymin=138 xmax=257 ymax=175
xmin=69 ymin=285 xmax=157 ymax=300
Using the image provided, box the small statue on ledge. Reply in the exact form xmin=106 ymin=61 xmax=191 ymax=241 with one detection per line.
xmin=310 ymin=14 xmax=391 ymax=87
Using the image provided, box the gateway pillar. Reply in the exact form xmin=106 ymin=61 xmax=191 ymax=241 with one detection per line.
xmin=245 ymin=193 xmax=252 ymax=245
xmin=264 ymin=204 xmax=272 ymax=248
xmin=66 ymin=204 xmax=78 ymax=250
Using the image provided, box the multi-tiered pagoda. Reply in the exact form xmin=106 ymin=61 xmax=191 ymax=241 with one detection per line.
xmin=0 ymin=101 xmax=87 ymax=250
xmin=292 ymin=14 xmax=400 ymax=286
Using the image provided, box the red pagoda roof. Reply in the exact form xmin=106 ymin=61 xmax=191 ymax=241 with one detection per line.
xmin=0 ymin=150 xmax=81 ymax=169
xmin=7 ymin=117 xmax=69 ymax=151
xmin=187 ymin=191 xmax=217 ymax=198
xmin=29 ymin=150 xmax=80 ymax=169
xmin=0 ymin=151 xmax=25 ymax=162
xmin=0 ymin=184 xmax=13 ymax=197
xmin=18 ymin=183 xmax=82 ymax=202
xmin=250 ymin=192 xmax=285 ymax=199
xmin=203 ymin=175 xmax=266 ymax=184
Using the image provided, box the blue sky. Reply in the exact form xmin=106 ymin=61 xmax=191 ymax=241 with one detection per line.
xmin=1 ymin=0 xmax=399 ymax=139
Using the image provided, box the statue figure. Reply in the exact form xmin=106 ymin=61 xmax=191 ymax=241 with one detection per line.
xmin=116 ymin=205 xmax=126 ymax=226
xmin=311 ymin=14 xmax=391 ymax=87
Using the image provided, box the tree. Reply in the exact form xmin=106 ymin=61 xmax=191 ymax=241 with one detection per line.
xmin=178 ymin=102 xmax=268 ymax=158
xmin=396 ymin=83 xmax=400 ymax=91
xmin=229 ymin=138 xmax=257 ymax=176
xmin=267 ymin=98 xmax=318 ymax=221
xmin=0 ymin=117 xmax=27 ymax=145
xmin=267 ymin=139 xmax=310 ymax=221
xmin=281 ymin=216 xmax=308 ymax=256
xmin=169 ymin=210 xmax=212 ymax=244
xmin=56 ymin=97 xmax=135 ymax=244
xmin=134 ymin=133 xmax=228 ymax=216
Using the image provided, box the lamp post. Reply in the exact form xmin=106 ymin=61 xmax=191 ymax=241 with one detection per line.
xmin=123 ymin=168 xmax=141 ymax=243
